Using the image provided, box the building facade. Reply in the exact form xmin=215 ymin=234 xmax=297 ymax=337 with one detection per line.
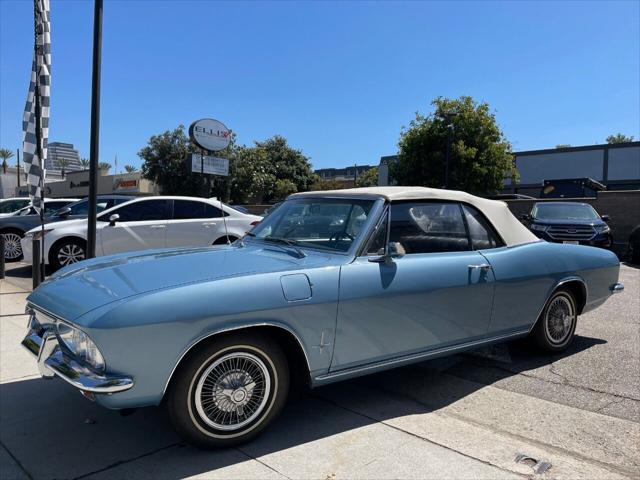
xmin=377 ymin=142 xmax=640 ymax=196
xmin=315 ymin=165 xmax=374 ymax=183
xmin=46 ymin=142 xmax=83 ymax=172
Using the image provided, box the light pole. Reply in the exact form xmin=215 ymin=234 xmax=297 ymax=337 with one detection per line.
xmin=87 ymin=0 xmax=103 ymax=259
xmin=442 ymin=111 xmax=458 ymax=189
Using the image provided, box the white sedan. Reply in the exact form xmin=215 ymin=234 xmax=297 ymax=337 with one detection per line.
xmin=22 ymin=196 xmax=262 ymax=270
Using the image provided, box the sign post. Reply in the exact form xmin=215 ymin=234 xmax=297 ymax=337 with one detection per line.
xmin=188 ymin=118 xmax=232 ymax=242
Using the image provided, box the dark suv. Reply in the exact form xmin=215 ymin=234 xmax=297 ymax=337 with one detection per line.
xmin=521 ymin=202 xmax=612 ymax=249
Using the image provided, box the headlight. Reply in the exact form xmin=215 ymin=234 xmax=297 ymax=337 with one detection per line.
xmin=530 ymin=224 xmax=548 ymax=232
xmin=57 ymin=322 xmax=105 ymax=372
xmin=24 ymin=229 xmax=53 ymax=240
xmin=595 ymin=225 xmax=610 ymax=234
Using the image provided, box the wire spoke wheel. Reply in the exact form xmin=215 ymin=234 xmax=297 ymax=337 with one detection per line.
xmin=544 ymin=294 xmax=575 ymax=345
xmin=57 ymin=243 xmax=85 ymax=266
xmin=194 ymin=352 xmax=271 ymax=432
xmin=2 ymin=233 xmax=23 ymax=260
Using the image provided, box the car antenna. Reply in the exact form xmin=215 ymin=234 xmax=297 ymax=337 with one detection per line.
xmin=220 ymin=197 xmax=230 ymax=244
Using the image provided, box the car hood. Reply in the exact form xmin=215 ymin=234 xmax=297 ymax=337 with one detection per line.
xmin=27 ymin=244 xmax=338 ymax=321
xmin=531 ymin=218 xmax=606 ymax=226
xmin=25 ymin=217 xmax=87 ymax=233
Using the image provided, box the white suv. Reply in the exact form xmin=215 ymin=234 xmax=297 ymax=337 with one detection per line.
xmin=22 ymin=196 xmax=262 ymax=270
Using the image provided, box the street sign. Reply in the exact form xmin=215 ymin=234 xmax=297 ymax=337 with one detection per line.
xmin=190 ymin=154 xmax=229 ymax=176
xmin=188 ymin=118 xmax=231 ymax=152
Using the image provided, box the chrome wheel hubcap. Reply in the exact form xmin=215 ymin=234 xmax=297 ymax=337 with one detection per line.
xmin=545 ymin=295 xmax=574 ymax=344
xmin=2 ymin=233 xmax=23 ymax=260
xmin=57 ymin=244 xmax=85 ymax=266
xmin=195 ymin=352 xmax=271 ymax=431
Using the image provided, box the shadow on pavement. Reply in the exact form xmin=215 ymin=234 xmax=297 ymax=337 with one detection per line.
xmin=0 ymin=334 xmax=604 ymax=479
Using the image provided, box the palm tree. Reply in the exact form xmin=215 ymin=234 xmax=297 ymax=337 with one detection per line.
xmin=0 ymin=148 xmax=14 ymax=174
xmin=124 ymin=164 xmax=138 ymax=173
xmin=57 ymin=158 xmax=70 ymax=179
xmin=79 ymin=157 xmax=90 ymax=170
xmin=99 ymin=162 xmax=112 ymax=173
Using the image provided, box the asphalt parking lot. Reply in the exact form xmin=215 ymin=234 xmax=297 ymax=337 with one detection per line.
xmin=1 ymin=262 xmax=639 ymax=479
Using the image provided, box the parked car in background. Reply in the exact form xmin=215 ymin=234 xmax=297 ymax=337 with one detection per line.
xmin=1 ymin=198 xmax=78 ymax=261
xmin=540 ymin=178 xmax=606 ymax=199
xmin=0 ymin=197 xmax=31 ymax=217
xmin=521 ymin=202 xmax=612 ymax=249
xmin=21 ymin=196 xmax=262 ymax=270
xmin=21 ymin=187 xmax=622 ymax=449
xmin=628 ymin=225 xmax=640 ymax=264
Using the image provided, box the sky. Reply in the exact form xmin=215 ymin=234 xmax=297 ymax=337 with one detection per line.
xmin=0 ymin=1 xmax=639 ymax=172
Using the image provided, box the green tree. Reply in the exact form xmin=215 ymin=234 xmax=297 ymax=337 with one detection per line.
xmin=273 ymin=179 xmax=298 ymax=200
xmin=0 ymin=148 xmax=14 ymax=174
xmin=124 ymin=164 xmax=138 ymax=173
xmin=606 ymin=133 xmax=635 ymax=144
xmin=392 ymin=96 xmax=517 ymax=195
xmin=99 ymin=162 xmax=112 ymax=173
xmin=139 ymin=126 xmax=202 ymax=195
xmin=228 ymin=145 xmax=275 ymax=204
xmin=56 ymin=158 xmax=70 ymax=178
xmin=253 ymin=135 xmax=314 ymax=202
xmin=310 ymin=177 xmax=348 ymax=191
xmin=356 ymin=167 xmax=379 ymax=187
xmin=79 ymin=158 xmax=90 ymax=169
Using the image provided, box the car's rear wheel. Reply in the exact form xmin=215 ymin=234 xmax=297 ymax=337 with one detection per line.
xmin=2 ymin=229 xmax=24 ymax=262
xmin=530 ymin=288 xmax=577 ymax=352
xmin=166 ymin=332 xmax=289 ymax=449
xmin=50 ymin=238 xmax=86 ymax=270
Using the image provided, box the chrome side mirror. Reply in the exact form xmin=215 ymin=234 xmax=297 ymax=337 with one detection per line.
xmin=109 ymin=213 xmax=120 ymax=226
xmin=368 ymin=241 xmax=405 ymax=264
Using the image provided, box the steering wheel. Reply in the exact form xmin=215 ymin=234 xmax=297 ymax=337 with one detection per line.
xmin=329 ymin=231 xmax=354 ymax=244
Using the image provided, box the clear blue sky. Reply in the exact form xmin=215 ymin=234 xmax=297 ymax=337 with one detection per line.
xmin=1 ymin=1 xmax=638 ymax=171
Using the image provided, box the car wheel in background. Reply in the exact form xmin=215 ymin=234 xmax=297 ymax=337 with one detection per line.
xmin=530 ymin=288 xmax=577 ymax=352
xmin=2 ymin=229 xmax=24 ymax=262
xmin=166 ymin=332 xmax=289 ymax=449
xmin=213 ymin=236 xmax=238 ymax=245
xmin=50 ymin=238 xmax=87 ymax=270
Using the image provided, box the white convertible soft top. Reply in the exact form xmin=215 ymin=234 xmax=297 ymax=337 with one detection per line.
xmin=290 ymin=186 xmax=539 ymax=247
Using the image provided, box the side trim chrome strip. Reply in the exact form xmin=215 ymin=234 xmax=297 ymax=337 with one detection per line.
xmin=314 ymin=328 xmax=530 ymax=382
xmin=161 ymin=322 xmax=312 ymax=398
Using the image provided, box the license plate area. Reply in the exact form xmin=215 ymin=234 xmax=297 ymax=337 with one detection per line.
xmin=563 ymin=240 xmax=579 ymax=245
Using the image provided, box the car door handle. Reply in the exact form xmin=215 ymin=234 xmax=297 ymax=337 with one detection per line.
xmin=149 ymin=224 xmax=166 ymax=229
xmin=468 ymin=263 xmax=492 ymax=270
xmin=202 ymin=222 xmax=217 ymax=228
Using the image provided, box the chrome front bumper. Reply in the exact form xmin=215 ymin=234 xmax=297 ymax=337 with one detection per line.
xmin=21 ymin=311 xmax=134 ymax=394
xmin=611 ymin=283 xmax=624 ymax=294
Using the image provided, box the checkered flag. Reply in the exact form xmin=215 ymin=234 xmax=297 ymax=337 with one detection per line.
xmin=22 ymin=0 xmax=51 ymax=213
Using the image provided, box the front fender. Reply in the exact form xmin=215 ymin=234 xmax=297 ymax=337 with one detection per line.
xmin=78 ymin=266 xmax=340 ymax=409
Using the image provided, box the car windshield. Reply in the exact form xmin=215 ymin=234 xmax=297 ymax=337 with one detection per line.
xmin=532 ymin=203 xmax=600 ymax=221
xmin=249 ymin=198 xmax=376 ymax=253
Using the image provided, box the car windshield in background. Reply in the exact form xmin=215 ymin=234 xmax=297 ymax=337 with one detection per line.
xmin=250 ymin=198 xmax=376 ymax=253
xmin=532 ymin=203 xmax=600 ymax=221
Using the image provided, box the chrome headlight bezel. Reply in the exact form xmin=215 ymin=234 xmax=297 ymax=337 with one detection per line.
xmin=56 ymin=322 xmax=105 ymax=373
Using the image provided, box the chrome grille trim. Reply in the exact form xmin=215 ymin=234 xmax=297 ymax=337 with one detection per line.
xmin=547 ymin=225 xmax=596 ymax=241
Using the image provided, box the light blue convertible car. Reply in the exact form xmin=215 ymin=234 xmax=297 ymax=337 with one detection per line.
xmin=22 ymin=187 xmax=623 ymax=448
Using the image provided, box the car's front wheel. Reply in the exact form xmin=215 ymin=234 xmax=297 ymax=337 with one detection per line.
xmin=166 ymin=332 xmax=289 ymax=449
xmin=530 ymin=288 xmax=577 ymax=352
xmin=50 ymin=238 xmax=86 ymax=270
xmin=2 ymin=229 xmax=24 ymax=262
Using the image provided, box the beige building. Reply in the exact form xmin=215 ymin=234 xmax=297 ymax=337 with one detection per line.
xmin=14 ymin=169 xmax=159 ymax=198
